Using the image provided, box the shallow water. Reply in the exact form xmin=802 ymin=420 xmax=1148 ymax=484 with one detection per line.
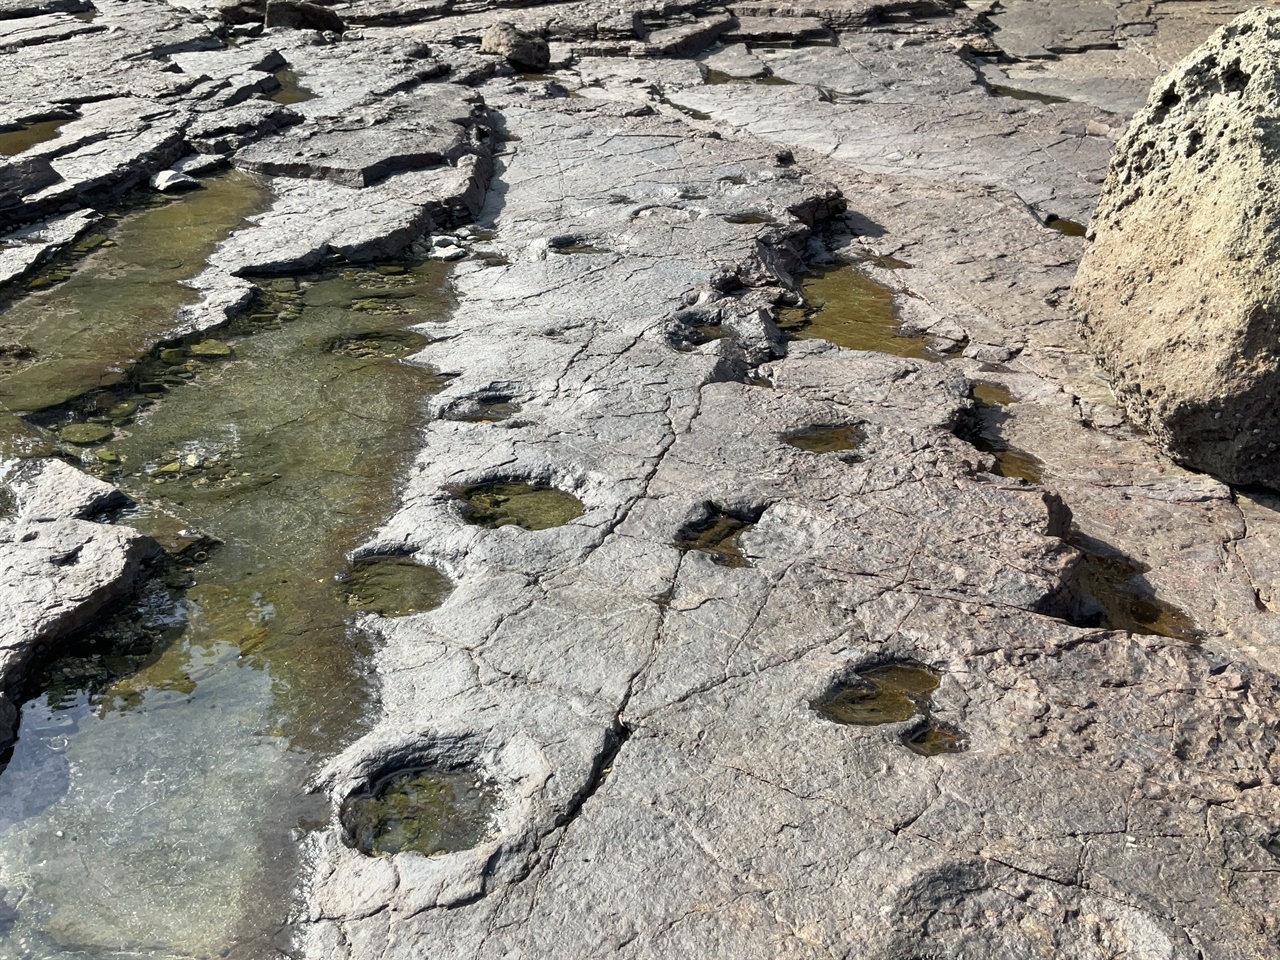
xmin=0 ymin=171 xmax=272 ymax=429
xmin=0 ymin=252 xmax=456 ymax=957
xmin=813 ymin=662 xmax=938 ymax=726
xmin=270 ymin=68 xmax=317 ymax=106
xmin=675 ymin=509 xmax=754 ymax=567
xmin=455 ymin=481 xmax=584 ymax=530
xmin=0 ymin=119 xmax=66 ymax=157
xmin=1068 ymin=535 xmax=1203 ymax=643
xmin=341 ymin=768 xmax=498 ymax=858
xmin=779 ymin=265 xmax=935 ymax=360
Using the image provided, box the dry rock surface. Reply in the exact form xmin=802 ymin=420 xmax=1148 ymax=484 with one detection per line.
xmin=1074 ymin=8 xmax=1280 ymax=488
xmin=0 ymin=0 xmax=1277 ymax=958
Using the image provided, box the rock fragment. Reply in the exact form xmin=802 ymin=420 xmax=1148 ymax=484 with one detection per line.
xmin=1073 ymin=8 xmax=1280 ymax=487
xmin=150 ymin=168 xmax=200 ymax=192
xmin=264 ymin=0 xmax=344 ymax=33
xmin=480 ymin=21 xmax=550 ymax=72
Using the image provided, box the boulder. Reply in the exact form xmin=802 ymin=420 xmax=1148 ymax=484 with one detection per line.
xmin=1073 ymin=9 xmax=1280 ymax=487
xmin=479 ymin=21 xmax=550 ymax=72
xmin=264 ymin=0 xmax=344 ymax=32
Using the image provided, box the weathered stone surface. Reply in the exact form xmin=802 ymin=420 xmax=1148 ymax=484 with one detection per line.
xmin=234 ymin=86 xmax=485 ymax=187
xmin=2 ymin=0 xmax=1280 ymax=956
xmin=480 ymin=21 xmax=550 ymax=71
xmin=5 ymin=457 xmax=128 ymax=521
xmin=1073 ymin=9 xmax=1280 ymax=488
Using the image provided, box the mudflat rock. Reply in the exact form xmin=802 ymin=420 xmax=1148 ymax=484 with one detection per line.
xmin=1073 ymin=9 xmax=1280 ymax=487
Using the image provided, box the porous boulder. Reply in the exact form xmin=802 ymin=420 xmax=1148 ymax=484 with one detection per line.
xmin=264 ymin=0 xmax=344 ymax=32
xmin=1073 ymin=9 xmax=1280 ymax=487
xmin=479 ymin=21 xmax=550 ymax=72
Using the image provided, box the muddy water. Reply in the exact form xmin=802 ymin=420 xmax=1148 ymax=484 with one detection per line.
xmin=0 ymin=119 xmax=66 ymax=157
xmin=0 ymin=251 xmax=456 ymax=956
xmin=271 ymin=68 xmax=317 ymax=106
xmin=779 ymin=264 xmax=935 ymax=360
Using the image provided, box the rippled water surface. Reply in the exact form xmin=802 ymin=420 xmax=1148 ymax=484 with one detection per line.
xmin=0 ymin=179 xmax=455 ymax=958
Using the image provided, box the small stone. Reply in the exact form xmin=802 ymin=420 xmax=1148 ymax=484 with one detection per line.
xmin=375 ymin=265 xmax=406 ymax=275
xmin=59 ymin=423 xmax=113 ymax=445
xmin=430 ymin=246 xmax=467 ymax=262
xmin=159 ymin=348 xmax=187 ymax=364
xmin=150 ymin=170 xmax=200 ymax=193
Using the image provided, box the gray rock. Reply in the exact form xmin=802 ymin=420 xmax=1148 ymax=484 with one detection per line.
xmin=1073 ymin=8 xmax=1280 ymax=488
xmin=480 ymin=21 xmax=550 ymax=71
xmin=150 ymin=168 xmax=200 ymax=192
xmin=0 ymin=208 xmax=98 ymax=287
xmin=0 ymin=518 xmax=157 ymax=747
xmin=5 ymin=458 xmax=129 ymax=521
xmin=264 ymin=0 xmax=344 ymax=33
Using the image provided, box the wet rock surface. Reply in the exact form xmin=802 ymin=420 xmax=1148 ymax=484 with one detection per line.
xmin=0 ymin=0 xmax=1278 ymax=958
xmin=1074 ymin=8 xmax=1280 ymax=488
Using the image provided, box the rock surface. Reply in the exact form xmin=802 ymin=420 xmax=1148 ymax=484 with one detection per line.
xmin=1074 ymin=9 xmax=1280 ymax=488
xmin=0 ymin=460 xmax=154 ymax=748
xmin=0 ymin=0 xmax=1279 ymax=957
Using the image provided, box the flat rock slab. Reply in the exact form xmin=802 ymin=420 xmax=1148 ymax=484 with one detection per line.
xmin=0 ymin=517 xmax=156 ymax=745
xmin=235 ymin=87 xmax=483 ymax=187
xmin=0 ymin=208 xmax=98 ymax=287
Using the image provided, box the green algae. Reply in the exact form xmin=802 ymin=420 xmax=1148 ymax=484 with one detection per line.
xmin=778 ymin=264 xmax=935 ymax=360
xmin=339 ymin=555 xmax=452 ymax=617
xmin=455 ymin=481 xmax=584 ymax=531
xmin=812 ymin=662 xmax=939 ymax=726
xmin=341 ymin=768 xmax=499 ymax=858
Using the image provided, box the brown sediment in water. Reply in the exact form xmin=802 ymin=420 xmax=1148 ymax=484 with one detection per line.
xmin=0 ymin=118 xmax=67 ymax=157
xmin=812 ymin=662 xmax=939 ymax=726
xmin=778 ymin=264 xmax=935 ymax=360
xmin=784 ymin=423 xmax=867 ymax=457
xmin=1046 ymin=216 xmax=1087 ymax=237
xmin=269 ymin=68 xmax=317 ymax=105
xmin=1067 ymin=534 xmax=1204 ymax=643
xmin=958 ymin=384 xmax=1044 ymax=483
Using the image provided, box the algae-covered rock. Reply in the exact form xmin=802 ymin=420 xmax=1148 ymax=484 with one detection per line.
xmin=59 ymin=423 xmax=113 ymax=445
xmin=1073 ymin=9 xmax=1280 ymax=487
xmin=188 ymin=339 xmax=233 ymax=358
